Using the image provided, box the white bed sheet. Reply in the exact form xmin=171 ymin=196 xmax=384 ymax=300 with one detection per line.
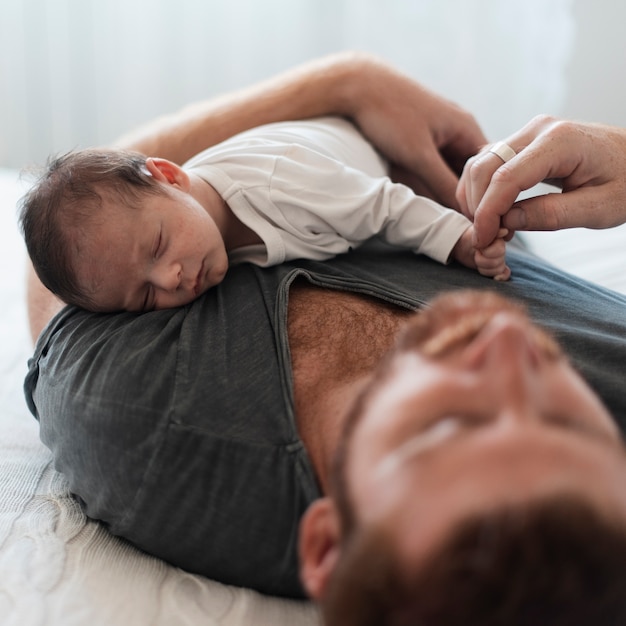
xmin=1 ymin=167 xmax=625 ymax=626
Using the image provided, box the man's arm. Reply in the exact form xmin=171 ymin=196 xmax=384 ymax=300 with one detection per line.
xmin=113 ymin=51 xmax=487 ymax=206
xmin=112 ymin=52 xmax=366 ymax=164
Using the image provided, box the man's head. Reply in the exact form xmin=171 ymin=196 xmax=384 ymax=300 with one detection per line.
xmin=19 ymin=149 xmax=229 ymax=312
xmin=299 ymin=290 xmax=626 ymax=624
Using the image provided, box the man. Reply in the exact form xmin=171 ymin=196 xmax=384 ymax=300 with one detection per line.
xmin=24 ymin=52 xmax=626 ymax=616
xmin=300 ymin=291 xmax=626 ymax=624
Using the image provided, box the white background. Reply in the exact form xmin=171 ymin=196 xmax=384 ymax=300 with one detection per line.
xmin=1 ymin=0 xmax=625 ymax=169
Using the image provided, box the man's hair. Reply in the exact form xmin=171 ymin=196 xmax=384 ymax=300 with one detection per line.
xmin=18 ymin=148 xmax=164 ymax=309
xmin=322 ymin=497 xmax=626 ymax=626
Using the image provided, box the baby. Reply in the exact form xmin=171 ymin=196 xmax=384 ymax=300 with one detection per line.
xmin=20 ymin=117 xmax=509 ymax=313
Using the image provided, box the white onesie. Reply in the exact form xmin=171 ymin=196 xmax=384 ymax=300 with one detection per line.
xmin=184 ymin=116 xmax=471 ymax=267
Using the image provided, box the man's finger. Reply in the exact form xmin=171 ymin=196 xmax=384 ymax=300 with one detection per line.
xmin=502 ymin=188 xmax=586 ymax=231
xmin=472 ymin=148 xmax=574 ymax=246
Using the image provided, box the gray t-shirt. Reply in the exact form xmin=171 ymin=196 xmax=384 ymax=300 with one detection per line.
xmin=24 ymin=244 xmax=626 ymax=597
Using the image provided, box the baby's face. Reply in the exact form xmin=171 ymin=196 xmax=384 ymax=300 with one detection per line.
xmin=75 ymin=188 xmax=229 ymax=312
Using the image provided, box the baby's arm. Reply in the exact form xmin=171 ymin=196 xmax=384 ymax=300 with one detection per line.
xmin=452 ymin=226 xmax=511 ymax=281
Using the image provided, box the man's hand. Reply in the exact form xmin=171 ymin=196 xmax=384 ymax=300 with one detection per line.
xmin=456 ymin=115 xmax=626 ymax=248
xmin=347 ymin=55 xmax=487 ymax=211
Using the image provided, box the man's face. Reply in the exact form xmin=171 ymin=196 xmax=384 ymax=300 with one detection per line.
xmin=339 ymin=292 xmax=626 ymax=575
xmin=74 ymin=186 xmax=229 ymax=312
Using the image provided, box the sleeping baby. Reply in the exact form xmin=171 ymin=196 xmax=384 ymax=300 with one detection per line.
xmin=19 ymin=117 xmax=509 ymax=312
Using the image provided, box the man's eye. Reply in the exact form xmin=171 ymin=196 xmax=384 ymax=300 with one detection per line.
xmin=421 ymin=413 xmax=485 ymax=436
xmin=424 ymin=416 xmax=461 ymax=436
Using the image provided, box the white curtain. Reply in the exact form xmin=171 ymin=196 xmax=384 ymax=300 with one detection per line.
xmin=1 ymin=0 xmax=616 ymax=170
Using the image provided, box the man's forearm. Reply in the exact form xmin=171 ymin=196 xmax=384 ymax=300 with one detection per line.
xmin=113 ymin=51 xmax=374 ymax=164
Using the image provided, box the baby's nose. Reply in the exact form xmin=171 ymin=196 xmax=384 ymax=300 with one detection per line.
xmin=152 ymin=262 xmax=182 ymax=291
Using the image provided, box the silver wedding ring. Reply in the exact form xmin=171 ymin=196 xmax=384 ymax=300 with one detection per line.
xmin=488 ymin=141 xmax=517 ymax=163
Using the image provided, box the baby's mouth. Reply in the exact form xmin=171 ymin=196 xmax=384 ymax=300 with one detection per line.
xmin=193 ymin=260 xmax=205 ymax=296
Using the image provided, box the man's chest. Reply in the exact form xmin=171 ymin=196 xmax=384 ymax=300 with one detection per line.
xmin=286 ymin=280 xmax=413 ymax=488
xmin=287 ymin=281 xmax=412 ymax=382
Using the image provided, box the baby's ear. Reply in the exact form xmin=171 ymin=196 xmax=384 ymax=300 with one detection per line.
xmin=145 ymin=157 xmax=191 ymax=191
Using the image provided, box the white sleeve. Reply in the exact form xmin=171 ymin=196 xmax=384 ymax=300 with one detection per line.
xmin=361 ymin=176 xmax=472 ymax=264
xmin=269 ymin=144 xmax=472 ymax=265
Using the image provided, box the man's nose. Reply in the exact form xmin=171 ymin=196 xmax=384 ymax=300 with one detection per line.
xmin=150 ymin=261 xmax=182 ymax=291
xmin=466 ymin=312 xmax=541 ymax=368
xmin=464 ymin=312 xmax=543 ymax=405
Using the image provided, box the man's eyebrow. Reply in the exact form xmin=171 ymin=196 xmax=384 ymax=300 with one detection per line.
xmin=374 ymin=417 xmax=462 ymax=480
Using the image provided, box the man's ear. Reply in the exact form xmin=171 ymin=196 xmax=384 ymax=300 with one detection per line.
xmin=298 ymin=497 xmax=342 ymax=600
xmin=145 ymin=157 xmax=191 ymax=191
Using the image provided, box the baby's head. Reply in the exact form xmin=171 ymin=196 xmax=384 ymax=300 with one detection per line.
xmin=20 ymin=149 xmax=229 ymax=312
xmin=20 ymin=149 xmax=165 ymax=309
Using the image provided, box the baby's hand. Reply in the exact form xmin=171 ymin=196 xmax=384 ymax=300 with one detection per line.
xmin=474 ymin=227 xmax=510 ymax=281
xmin=452 ymin=226 xmax=510 ymax=281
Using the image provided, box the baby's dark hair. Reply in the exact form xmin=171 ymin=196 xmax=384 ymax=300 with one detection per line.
xmin=19 ymin=148 xmax=165 ymax=309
